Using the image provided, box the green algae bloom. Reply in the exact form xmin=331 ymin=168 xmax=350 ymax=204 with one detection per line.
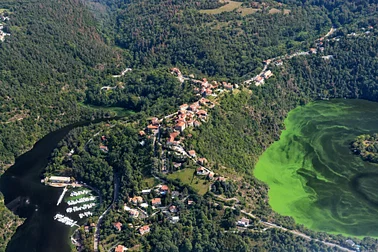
xmin=254 ymin=99 xmax=378 ymax=238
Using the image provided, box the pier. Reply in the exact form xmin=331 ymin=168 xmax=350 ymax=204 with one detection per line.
xmin=57 ymin=186 xmax=68 ymax=206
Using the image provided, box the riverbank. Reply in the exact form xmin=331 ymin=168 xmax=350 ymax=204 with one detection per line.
xmin=0 ymin=193 xmax=24 ymax=251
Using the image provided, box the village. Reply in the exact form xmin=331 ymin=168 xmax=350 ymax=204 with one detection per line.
xmin=51 ymin=24 xmax=373 ymax=252
xmin=0 ymin=11 xmax=10 ymax=42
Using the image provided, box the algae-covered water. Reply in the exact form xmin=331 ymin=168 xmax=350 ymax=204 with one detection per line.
xmin=254 ymin=99 xmax=378 ymax=238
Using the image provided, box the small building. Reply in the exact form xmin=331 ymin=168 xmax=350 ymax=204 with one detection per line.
xmin=175 ymin=121 xmax=186 ymax=133
xmin=139 ymin=130 xmax=146 ymax=136
xmin=147 ymin=124 xmax=159 ymax=132
xmin=275 ymin=60 xmax=283 ymax=66
xmin=169 ymin=205 xmax=178 ymax=213
xmin=170 ymin=216 xmax=180 ymax=224
xmin=322 ymin=55 xmax=334 ymax=60
xmin=140 ymin=203 xmax=149 ymax=208
xmin=223 ymin=83 xmax=233 ymax=90
xmin=187 ymin=200 xmax=194 ymax=205
xmin=208 ymin=172 xmax=215 ymax=180
xmin=309 ymin=48 xmax=317 ymax=54
xmin=237 ymin=217 xmax=250 ymax=227
xmin=255 ymin=76 xmax=264 ymax=86
xmin=99 ymin=145 xmax=109 ymax=153
xmin=217 ymin=177 xmax=226 ymax=182
xmin=197 ymin=167 xmax=209 ymax=176
xmin=345 ymin=239 xmax=356 ymax=247
xmin=263 ymin=70 xmax=273 ymax=79
xmin=129 ymin=196 xmax=143 ymax=205
xmin=48 ymin=176 xmax=71 ymax=183
xmin=115 ymin=245 xmax=127 ymax=252
xmin=188 ymin=150 xmax=196 ymax=157
xmin=114 ymin=222 xmax=123 ymax=232
xmin=193 ymin=120 xmax=201 ymax=127
xmin=173 ymin=162 xmax=182 ymax=169
xmin=139 ymin=225 xmax=150 ymax=235
xmin=151 ymin=117 xmax=159 ymax=126
xmin=180 ymin=104 xmax=189 ymax=111
xmin=84 ymin=226 xmax=89 ymax=232
xmin=128 ymin=209 xmax=139 ymax=218
xmin=171 ymin=191 xmax=180 ymax=199
xmin=160 ymin=185 xmax=169 ymax=195
xmin=197 ymin=158 xmax=207 ymax=165
xmin=187 ymin=119 xmax=194 ymax=127
xmin=168 ymin=131 xmax=180 ymax=145
xmin=189 ymin=103 xmax=200 ymax=112
xmin=151 ymin=198 xmax=161 ymax=206
xmin=196 ymin=110 xmax=207 ymax=117
xmin=141 ymin=189 xmax=151 ymax=194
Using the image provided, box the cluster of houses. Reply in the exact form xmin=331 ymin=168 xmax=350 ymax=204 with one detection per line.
xmin=0 ymin=14 xmax=10 ymax=42
xmin=112 ymin=183 xmax=188 ymax=240
xmin=254 ymin=70 xmax=274 ymax=86
xmin=99 ymin=135 xmax=109 ymax=153
xmin=192 ymin=78 xmax=237 ymax=98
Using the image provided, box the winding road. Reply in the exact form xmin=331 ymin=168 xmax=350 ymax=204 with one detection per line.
xmin=223 ymin=205 xmax=354 ymax=252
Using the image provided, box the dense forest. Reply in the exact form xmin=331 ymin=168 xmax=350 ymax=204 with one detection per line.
xmin=3 ymin=0 xmax=378 ymax=251
xmin=0 ymin=0 xmax=123 ymax=167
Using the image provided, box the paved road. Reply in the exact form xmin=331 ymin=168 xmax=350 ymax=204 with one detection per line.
xmin=239 ymin=209 xmax=354 ymax=252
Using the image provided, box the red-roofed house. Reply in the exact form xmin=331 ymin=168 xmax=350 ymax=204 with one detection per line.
xmin=208 ymin=172 xmax=215 ymax=180
xmin=189 ymin=103 xmax=200 ymax=112
xmin=139 ymin=225 xmax=150 ymax=235
xmin=128 ymin=209 xmax=139 ymax=218
xmin=160 ymin=185 xmax=169 ymax=195
xmin=196 ymin=110 xmax=207 ymax=116
xmin=197 ymin=158 xmax=207 ymax=165
xmin=175 ymin=121 xmax=186 ymax=133
xmin=169 ymin=205 xmax=178 ymax=213
xmin=223 ymin=83 xmax=233 ymax=90
xmin=168 ymin=131 xmax=180 ymax=144
xmin=115 ymin=245 xmax=127 ymax=252
xmin=197 ymin=167 xmax=209 ymax=176
xmin=180 ymin=104 xmax=189 ymax=111
xmin=188 ymin=150 xmax=196 ymax=157
xmin=99 ymin=145 xmax=109 ymax=153
xmin=113 ymin=222 xmax=122 ymax=232
xmin=187 ymin=119 xmax=194 ymax=127
xmin=255 ymin=76 xmax=264 ymax=85
xmin=129 ymin=196 xmax=143 ymax=205
xmin=151 ymin=198 xmax=161 ymax=206
xmin=194 ymin=120 xmax=201 ymax=127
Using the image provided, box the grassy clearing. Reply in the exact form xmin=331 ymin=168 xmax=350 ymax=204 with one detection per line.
xmin=200 ymin=1 xmax=242 ymax=15
xmin=269 ymin=8 xmax=290 ymax=15
xmin=239 ymin=8 xmax=259 ymax=16
xmin=167 ymin=168 xmax=209 ymax=195
xmin=141 ymin=177 xmax=158 ymax=188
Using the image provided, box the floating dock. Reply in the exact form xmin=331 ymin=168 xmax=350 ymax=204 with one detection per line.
xmin=57 ymin=186 xmax=68 ymax=206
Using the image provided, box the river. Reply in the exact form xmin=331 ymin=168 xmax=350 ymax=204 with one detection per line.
xmin=0 ymin=118 xmax=114 ymax=252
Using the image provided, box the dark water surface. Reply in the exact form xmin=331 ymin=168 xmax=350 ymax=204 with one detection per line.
xmin=0 ymin=118 xmax=112 ymax=252
xmin=255 ymin=99 xmax=378 ymax=238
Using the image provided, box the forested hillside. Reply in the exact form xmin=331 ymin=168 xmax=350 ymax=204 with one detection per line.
xmin=0 ymin=0 xmax=121 ymax=167
xmin=3 ymin=0 xmax=378 ymax=251
xmin=110 ymin=0 xmax=330 ymax=79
